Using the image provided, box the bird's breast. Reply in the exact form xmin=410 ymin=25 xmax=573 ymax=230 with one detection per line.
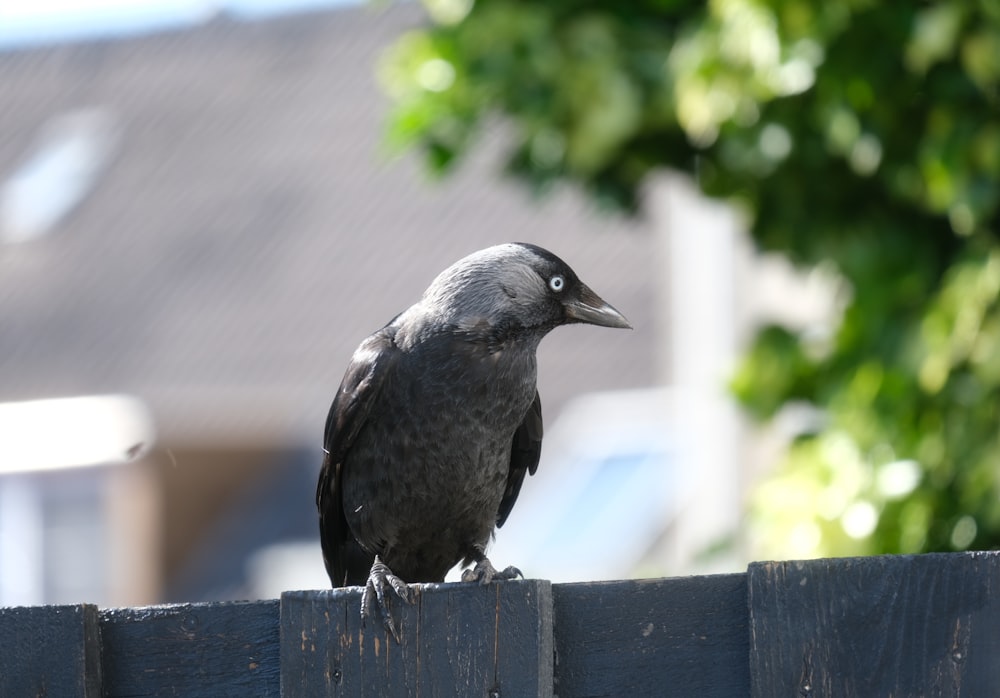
xmin=341 ymin=333 xmax=538 ymax=568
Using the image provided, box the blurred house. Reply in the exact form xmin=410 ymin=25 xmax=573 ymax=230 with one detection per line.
xmin=0 ymin=3 xmax=839 ymax=605
xmin=0 ymin=3 xmax=664 ymax=605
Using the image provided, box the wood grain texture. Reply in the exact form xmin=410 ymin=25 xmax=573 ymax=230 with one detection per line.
xmin=280 ymin=579 xmax=553 ymax=697
xmin=9 ymin=553 xmax=1000 ymax=696
xmin=0 ymin=604 xmax=102 ymax=698
xmin=552 ymin=574 xmax=750 ymax=698
xmin=748 ymin=552 xmax=1000 ymax=697
xmin=98 ymin=599 xmax=279 ymax=697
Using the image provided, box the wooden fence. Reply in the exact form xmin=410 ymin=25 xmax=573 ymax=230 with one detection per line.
xmin=3 ymin=552 xmax=999 ymax=696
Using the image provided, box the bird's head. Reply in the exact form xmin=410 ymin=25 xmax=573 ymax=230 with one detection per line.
xmin=416 ymin=243 xmax=631 ymax=339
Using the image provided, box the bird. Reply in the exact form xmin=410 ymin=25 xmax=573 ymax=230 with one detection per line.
xmin=316 ymin=242 xmax=631 ymax=640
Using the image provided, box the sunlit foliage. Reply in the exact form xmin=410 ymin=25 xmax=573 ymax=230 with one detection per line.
xmin=382 ymin=0 xmax=1000 ymax=558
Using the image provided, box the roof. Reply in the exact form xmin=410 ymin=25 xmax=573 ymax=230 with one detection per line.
xmin=0 ymin=4 xmax=660 ymax=447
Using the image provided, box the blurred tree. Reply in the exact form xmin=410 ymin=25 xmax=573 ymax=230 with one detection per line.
xmin=379 ymin=0 xmax=1000 ymax=559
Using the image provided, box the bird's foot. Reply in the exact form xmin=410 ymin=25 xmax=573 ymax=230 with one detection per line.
xmin=461 ymin=556 xmax=523 ymax=585
xmin=361 ymin=556 xmax=411 ymax=643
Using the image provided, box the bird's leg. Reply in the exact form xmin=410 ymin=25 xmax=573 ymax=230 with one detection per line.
xmin=361 ymin=555 xmax=411 ymax=643
xmin=460 ymin=546 xmax=524 ymax=585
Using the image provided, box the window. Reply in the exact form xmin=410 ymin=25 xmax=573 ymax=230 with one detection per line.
xmin=1 ymin=108 xmax=118 ymax=243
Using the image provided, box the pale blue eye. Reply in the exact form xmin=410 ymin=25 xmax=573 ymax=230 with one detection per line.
xmin=549 ymin=275 xmax=565 ymax=292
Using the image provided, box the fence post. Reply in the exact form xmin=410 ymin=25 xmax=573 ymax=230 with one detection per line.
xmin=0 ymin=604 xmax=102 ymax=697
xmin=280 ymin=579 xmax=553 ymax=697
xmin=748 ymin=552 xmax=1000 ymax=696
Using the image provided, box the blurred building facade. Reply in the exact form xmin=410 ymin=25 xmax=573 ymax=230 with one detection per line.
xmin=0 ymin=4 xmax=663 ymax=605
xmin=0 ymin=4 xmax=833 ymax=605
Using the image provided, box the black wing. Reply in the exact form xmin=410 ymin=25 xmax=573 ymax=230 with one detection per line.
xmin=496 ymin=391 xmax=543 ymax=528
xmin=316 ymin=328 xmax=399 ymax=587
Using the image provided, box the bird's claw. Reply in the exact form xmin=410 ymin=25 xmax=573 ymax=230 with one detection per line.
xmin=461 ymin=557 xmax=523 ymax=585
xmin=361 ymin=556 xmax=411 ymax=643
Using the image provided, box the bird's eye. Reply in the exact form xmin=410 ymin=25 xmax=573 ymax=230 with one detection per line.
xmin=549 ymin=275 xmax=565 ymax=292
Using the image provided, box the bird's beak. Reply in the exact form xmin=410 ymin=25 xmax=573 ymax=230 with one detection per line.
xmin=564 ymin=284 xmax=632 ymax=329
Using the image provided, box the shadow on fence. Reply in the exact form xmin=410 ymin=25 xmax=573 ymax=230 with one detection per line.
xmin=3 ymin=552 xmax=1000 ymax=696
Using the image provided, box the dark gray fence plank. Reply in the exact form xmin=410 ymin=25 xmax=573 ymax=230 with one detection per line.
xmin=281 ymin=579 xmax=553 ymax=697
xmin=748 ymin=552 xmax=1000 ymax=697
xmin=552 ymin=574 xmax=749 ymax=698
xmin=99 ymin=599 xmax=279 ymax=697
xmin=12 ymin=553 xmax=1000 ymax=696
xmin=0 ymin=604 xmax=102 ymax=697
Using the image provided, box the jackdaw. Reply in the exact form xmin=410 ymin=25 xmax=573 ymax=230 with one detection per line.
xmin=317 ymin=242 xmax=630 ymax=639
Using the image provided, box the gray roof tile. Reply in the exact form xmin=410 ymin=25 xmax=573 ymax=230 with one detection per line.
xmin=0 ymin=5 xmax=660 ymax=445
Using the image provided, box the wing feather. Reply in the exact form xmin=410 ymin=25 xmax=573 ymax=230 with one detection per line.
xmin=316 ymin=328 xmax=398 ymax=586
xmin=496 ymin=391 xmax=543 ymax=528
